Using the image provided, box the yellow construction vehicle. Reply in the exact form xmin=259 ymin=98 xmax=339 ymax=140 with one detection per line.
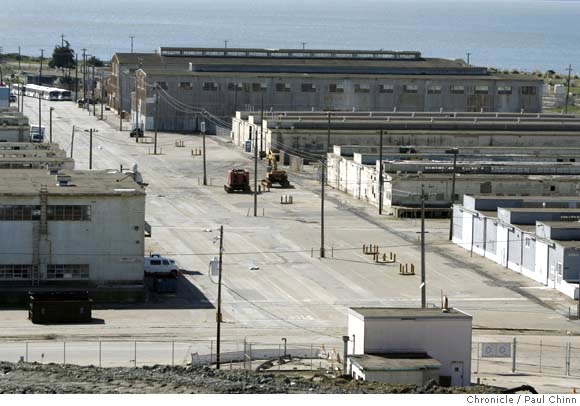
xmin=262 ymin=150 xmax=291 ymax=188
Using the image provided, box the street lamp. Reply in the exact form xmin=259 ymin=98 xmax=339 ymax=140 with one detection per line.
xmin=446 ymin=148 xmax=459 ymax=241
xmin=49 ymin=107 xmax=54 ymax=143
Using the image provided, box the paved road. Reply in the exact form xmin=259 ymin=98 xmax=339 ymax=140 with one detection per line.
xmin=2 ymin=97 xmax=580 ymax=392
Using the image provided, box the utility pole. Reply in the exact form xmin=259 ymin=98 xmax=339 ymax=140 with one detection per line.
xmin=92 ymin=64 xmax=96 ymax=116
xmin=74 ymin=54 xmax=78 ymax=101
xmin=565 ymin=64 xmax=573 ymax=115
xmin=420 ymin=184 xmax=426 ymax=308
xmin=18 ymin=46 xmax=21 ymax=70
xmin=378 ymin=129 xmax=384 ymax=215
xmin=448 ymin=148 xmax=459 ymax=240
xmin=320 ymin=112 xmax=331 ymax=258
xmin=202 ymin=120 xmax=207 ymax=185
xmin=260 ymin=93 xmax=264 ymax=158
xmin=61 ymin=34 xmax=65 ymax=47
xmin=70 ymin=126 xmax=75 ymax=158
xmin=153 ymin=87 xmax=159 ymax=155
xmin=49 ymin=107 xmax=54 ymax=143
xmin=253 ymin=94 xmax=263 ymax=216
xmin=130 ymin=36 xmax=134 ymax=53
xmin=466 ymin=52 xmax=471 ymax=66
xmin=224 ymin=40 xmax=228 ymax=49
xmin=100 ymin=73 xmax=104 ymax=120
xmin=216 ymin=225 xmax=224 ymax=370
xmin=135 ymin=70 xmax=139 ymax=142
xmin=81 ymin=49 xmax=87 ymax=102
xmin=302 ymin=42 xmax=307 ymax=50
xmin=89 ymin=128 xmax=93 ymax=169
xmin=38 ymin=49 xmax=44 ymax=131
xmin=119 ymin=70 xmax=123 ymax=131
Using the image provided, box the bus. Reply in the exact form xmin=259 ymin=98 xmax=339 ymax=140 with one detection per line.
xmin=19 ymin=84 xmax=72 ymax=101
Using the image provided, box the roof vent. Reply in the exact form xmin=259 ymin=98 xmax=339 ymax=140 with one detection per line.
xmin=56 ymin=174 xmax=72 ymax=187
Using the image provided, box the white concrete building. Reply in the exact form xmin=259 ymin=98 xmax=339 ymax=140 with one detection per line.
xmin=453 ymin=195 xmax=580 ymax=299
xmin=347 ymin=307 xmax=472 ymax=387
xmin=0 ymin=143 xmax=74 ymax=170
xmin=0 ymin=170 xmax=146 ymax=303
xmin=0 ymin=108 xmax=30 ymax=142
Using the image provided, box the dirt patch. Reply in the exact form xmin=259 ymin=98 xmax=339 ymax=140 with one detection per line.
xmin=0 ymin=361 xmax=501 ymax=394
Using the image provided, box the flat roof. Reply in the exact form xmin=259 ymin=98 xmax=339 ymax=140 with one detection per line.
xmin=555 ymin=240 xmax=580 ymax=248
xmin=140 ymin=68 xmax=537 ymax=82
xmin=500 ymin=207 xmax=580 ymax=213
xmin=349 ymin=307 xmax=471 ymax=320
xmin=537 ymin=221 xmax=580 ymax=228
xmin=349 ymin=353 xmax=441 ymax=372
xmin=0 ymin=169 xmax=145 ymax=196
xmin=468 ymin=195 xmax=580 ymax=201
xmin=390 ymin=173 xmax=580 ymax=181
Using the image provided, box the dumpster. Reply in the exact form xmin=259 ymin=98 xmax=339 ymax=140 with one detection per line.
xmin=153 ymin=277 xmax=178 ymax=294
xmin=28 ymin=291 xmax=92 ymax=324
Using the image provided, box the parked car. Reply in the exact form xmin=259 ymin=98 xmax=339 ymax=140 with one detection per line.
xmin=130 ymin=128 xmax=144 ymax=138
xmin=9 ymin=93 xmax=16 ymax=103
xmin=144 ymin=254 xmax=179 ymax=277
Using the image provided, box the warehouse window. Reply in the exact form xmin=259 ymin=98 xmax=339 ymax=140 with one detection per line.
xmin=328 ymin=84 xmax=344 ymax=93
xmin=427 ymin=85 xmax=442 ymax=94
xmin=450 ymin=85 xmax=465 ymax=94
xmin=275 ymin=83 xmax=291 ymax=92
xmin=521 ymin=86 xmax=537 ymax=95
xmin=301 ymin=83 xmax=316 ymax=92
xmin=227 ymin=83 xmax=242 ymax=91
xmin=475 ymin=85 xmax=489 ymax=94
xmin=47 ymin=205 xmax=91 ymax=221
xmin=178 ymin=82 xmax=192 ymax=90
xmin=156 ymin=81 xmax=168 ymax=90
xmin=0 ymin=205 xmax=40 ymax=221
xmin=498 ymin=86 xmax=512 ymax=95
xmin=0 ymin=264 xmax=36 ymax=279
xmin=378 ymin=84 xmax=394 ymax=94
xmin=251 ymin=83 xmax=267 ymax=92
xmin=47 ymin=264 xmax=90 ymax=280
xmin=403 ymin=85 xmax=418 ymax=93
xmin=202 ymin=82 xmax=218 ymax=91
xmin=354 ymin=84 xmax=370 ymax=93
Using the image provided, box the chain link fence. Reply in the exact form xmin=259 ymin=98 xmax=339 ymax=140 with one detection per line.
xmin=0 ymin=339 xmax=344 ymax=370
xmin=472 ymin=338 xmax=580 ymax=378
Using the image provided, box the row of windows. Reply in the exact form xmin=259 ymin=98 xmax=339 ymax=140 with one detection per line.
xmin=0 ymin=264 xmax=37 ymax=279
xmin=0 ymin=205 xmax=91 ymax=221
xmin=0 ymin=264 xmax=89 ymax=280
xmin=47 ymin=264 xmax=90 ymax=280
xmin=162 ymin=81 xmax=535 ymax=96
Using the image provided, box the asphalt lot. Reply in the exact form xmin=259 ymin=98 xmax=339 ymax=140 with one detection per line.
xmin=2 ymin=97 xmax=580 ymax=391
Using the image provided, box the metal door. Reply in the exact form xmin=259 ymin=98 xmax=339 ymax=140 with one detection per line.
xmin=451 ymin=361 xmax=464 ymax=386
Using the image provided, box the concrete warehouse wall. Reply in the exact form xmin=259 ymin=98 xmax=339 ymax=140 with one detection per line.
xmin=0 ymin=194 xmax=145 ymax=285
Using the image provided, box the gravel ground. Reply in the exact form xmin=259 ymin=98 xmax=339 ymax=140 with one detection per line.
xmin=0 ymin=362 xmax=502 ymax=394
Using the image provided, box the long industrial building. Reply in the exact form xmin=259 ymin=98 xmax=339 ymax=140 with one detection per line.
xmin=232 ymin=111 xmax=580 ymax=160
xmin=453 ymin=195 xmax=580 ymax=299
xmin=115 ymin=46 xmax=543 ymax=132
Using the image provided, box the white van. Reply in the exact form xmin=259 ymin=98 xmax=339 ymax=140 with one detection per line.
xmin=144 ymin=254 xmax=179 ymax=277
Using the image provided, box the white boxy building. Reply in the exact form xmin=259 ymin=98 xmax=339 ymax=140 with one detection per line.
xmin=347 ymin=307 xmax=472 ymax=387
xmin=0 ymin=169 xmax=146 ymax=303
xmin=453 ymin=195 xmax=580 ymax=299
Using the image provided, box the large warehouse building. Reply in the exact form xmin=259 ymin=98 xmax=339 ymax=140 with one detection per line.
xmin=0 ymin=169 xmax=146 ymax=304
xmin=119 ymin=47 xmax=543 ymax=132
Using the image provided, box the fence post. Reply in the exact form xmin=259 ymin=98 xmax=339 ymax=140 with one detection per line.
xmin=210 ymin=340 xmax=213 ymax=367
xmin=566 ymin=342 xmax=571 ymax=376
xmin=512 ymin=337 xmax=517 ymax=373
xmin=25 ymin=342 xmax=28 ymax=363
xmin=63 ymin=341 xmax=66 ymax=365
xmin=249 ymin=343 xmax=253 ymax=371
xmin=243 ymin=339 xmax=246 ymax=370
xmin=134 ymin=341 xmax=137 ymax=367
xmin=99 ymin=341 xmax=102 ymax=368
xmin=278 ymin=344 xmax=281 ymax=371
xmin=539 ymin=340 xmax=542 ymax=373
xmin=311 ymin=344 xmax=313 ymax=371
xmin=172 ymin=341 xmax=175 ymax=366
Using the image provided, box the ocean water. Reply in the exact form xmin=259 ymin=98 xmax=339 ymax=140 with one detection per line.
xmin=1 ymin=0 xmax=580 ymax=72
